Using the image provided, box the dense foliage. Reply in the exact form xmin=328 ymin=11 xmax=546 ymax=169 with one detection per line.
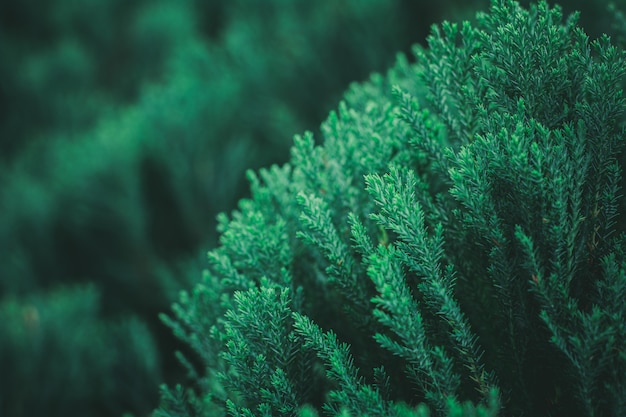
xmin=3 ymin=1 xmax=626 ymax=416
xmin=1 ymin=1 xmax=483 ymax=416
xmin=155 ymin=1 xmax=626 ymax=416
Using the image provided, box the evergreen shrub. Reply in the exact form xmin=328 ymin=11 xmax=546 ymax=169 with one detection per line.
xmin=1 ymin=1 xmax=479 ymax=416
xmin=156 ymin=1 xmax=626 ymax=416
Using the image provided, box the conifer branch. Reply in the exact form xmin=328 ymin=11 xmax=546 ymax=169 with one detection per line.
xmin=366 ymin=167 xmax=498 ymax=403
xmin=297 ymin=192 xmax=370 ymax=321
xmin=368 ymin=244 xmax=459 ymax=412
xmin=292 ymin=313 xmax=391 ymax=417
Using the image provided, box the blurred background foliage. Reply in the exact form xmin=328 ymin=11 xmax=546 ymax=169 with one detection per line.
xmin=0 ymin=0 xmax=623 ymax=416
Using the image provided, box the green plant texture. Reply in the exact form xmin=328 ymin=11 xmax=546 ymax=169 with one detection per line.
xmin=155 ymin=1 xmax=626 ymax=416
xmin=1 ymin=1 xmax=470 ymax=416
